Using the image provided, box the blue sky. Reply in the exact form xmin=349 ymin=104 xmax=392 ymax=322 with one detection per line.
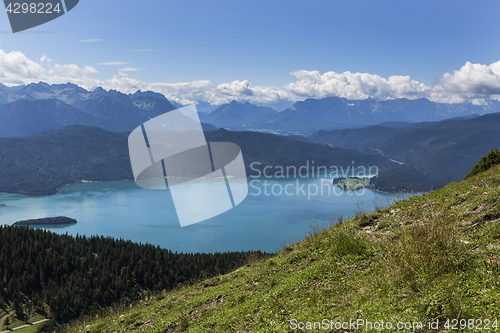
xmin=1 ymin=0 xmax=500 ymax=105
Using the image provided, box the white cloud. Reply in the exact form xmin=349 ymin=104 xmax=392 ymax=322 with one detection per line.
xmin=218 ymin=80 xmax=253 ymax=96
xmin=0 ymin=50 xmax=45 ymax=85
xmin=78 ymin=39 xmax=103 ymax=43
xmin=283 ymin=70 xmax=431 ymax=101
xmin=40 ymin=55 xmax=52 ymax=64
xmin=81 ymin=65 xmax=99 ymax=76
xmin=43 ymin=63 xmax=102 ymax=88
xmin=118 ymin=67 xmax=146 ymax=77
xmin=105 ymin=75 xmax=149 ymax=93
xmin=119 ymin=67 xmax=144 ymax=72
xmin=431 ymin=61 xmax=500 ymax=102
xmin=151 ymin=80 xmax=217 ymax=105
xmin=0 ymin=50 xmax=102 ymax=88
xmin=95 ymin=61 xmax=129 ymax=66
xmin=2 ymin=49 xmax=500 ymax=105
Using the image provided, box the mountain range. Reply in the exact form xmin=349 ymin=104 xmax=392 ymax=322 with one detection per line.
xmin=0 ymin=125 xmax=397 ymax=195
xmin=0 ymin=98 xmax=107 ymax=137
xmin=0 ymin=81 xmax=498 ymax=193
xmin=0 ymin=88 xmax=217 ymax=136
xmin=199 ymin=101 xmax=277 ymax=128
xmin=200 ymin=97 xmax=500 ymax=135
xmin=227 ymin=97 xmax=500 ymax=135
xmin=309 ymin=112 xmax=500 ymax=187
xmin=2 ymin=82 xmax=107 ymax=105
xmin=3 ymin=82 xmax=500 ymax=137
xmin=4 ymin=114 xmax=496 ymax=196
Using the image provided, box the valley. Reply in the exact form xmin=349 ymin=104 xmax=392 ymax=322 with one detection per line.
xmin=0 ymin=82 xmax=498 ymax=197
xmin=0 ymin=82 xmax=499 ymax=332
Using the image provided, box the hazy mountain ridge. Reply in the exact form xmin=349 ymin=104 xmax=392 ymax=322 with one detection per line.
xmin=0 ymin=125 xmax=133 ymax=195
xmin=0 ymin=85 xmax=217 ymax=136
xmin=235 ymin=96 xmax=500 ymax=135
xmin=309 ymin=112 xmax=500 ymax=187
xmin=0 ymin=125 xmax=396 ymax=195
xmin=0 ymin=81 xmax=496 ymax=194
xmin=2 ymin=82 xmax=500 ymax=136
xmin=308 ymin=125 xmax=407 ymax=154
xmin=0 ymin=98 xmax=109 ymax=137
xmin=0 ymin=82 xmax=35 ymax=104
xmin=377 ymin=112 xmax=500 ymax=182
xmin=131 ymin=95 xmax=176 ymax=118
xmin=129 ymin=89 xmax=169 ymax=101
xmin=199 ymin=101 xmax=278 ymax=128
xmin=285 ymin=96 xmax=499 ymax=122
xmin=205 ymin=128 xmax=396 ymax=175
xmin=81 ymin=92 xmax=149 ymax=131
xmin=7 ymin=82 xmax=107 ymax=106
xmin=4 ymin=82 xmax=500 ymax=135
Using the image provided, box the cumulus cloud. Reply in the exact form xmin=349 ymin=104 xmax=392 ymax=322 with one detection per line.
xmin=431 ymin=61 xmax=500 ymax=102
xmin=81 ymin=65 xmax=99 ymax=76
xmin=0 ymin=50 xmax=102 ymax=88
xmin=218 ymin=80 xmax=253 ymax=96
xmin=43 ymin=63 xmax=102 ymax=88
xmin=151 ymin=80 xmax=217 ymax=105
xmin=40 ymin=55 xmax=52 ymax=64
xmin=2 ymin=49 xmax=500 ymax=105
xmin=149 ymin=72 xmax=434 ymax=105
xmin=0 ymin=50 xmax=45 ymax=85
xmin=283 ymin=70 xmax=431 ymax=101
xmin=105 ymin=75 xmax=149 ymax=93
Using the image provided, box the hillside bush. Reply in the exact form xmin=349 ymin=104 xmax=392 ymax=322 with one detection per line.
xmin=467 ymin=148 xmax=500 ymax=178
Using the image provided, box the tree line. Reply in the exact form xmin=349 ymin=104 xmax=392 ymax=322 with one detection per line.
xmin=0 ymin=225 xmax=270 ymax=324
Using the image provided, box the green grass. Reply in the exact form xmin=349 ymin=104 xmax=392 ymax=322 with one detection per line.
xmin=10 ymin=321 xmax=49 ymax=333
xmin=63 ymin=165 xmax=500 ymax=332
xmin=1 ymin=309 xmax=48 ymax=332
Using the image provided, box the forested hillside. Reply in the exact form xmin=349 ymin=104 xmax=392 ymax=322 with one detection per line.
xmin=0 ymin=225 xmax=269 ymax=327
xmin=0 ymin=125 xmax=132 ymax=195
xmin=0 ymin=125 xmax=397 ymax=195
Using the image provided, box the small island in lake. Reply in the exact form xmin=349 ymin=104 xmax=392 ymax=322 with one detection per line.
xmin=13 ymin=216 xmax=78 ymax=226
xmin=333 ymin=177 xmax=371 ymax=191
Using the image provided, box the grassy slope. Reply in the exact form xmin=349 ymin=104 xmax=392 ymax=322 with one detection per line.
xmin=0 ymin=311 xmax=46 ymax=332
xmin=65 ymin=165 xmax=500 ymax=333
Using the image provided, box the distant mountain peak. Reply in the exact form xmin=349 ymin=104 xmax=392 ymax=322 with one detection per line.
xmin=130 ymin=90 xmax=168 ymax=101
xmin=199 ymin=100 xmax=278 ymax=128
xmin=29 ymin=81 xmax=50 ymax=87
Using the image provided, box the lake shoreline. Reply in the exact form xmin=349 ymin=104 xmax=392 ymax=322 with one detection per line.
xmin=0 ymin=176 xmax=401 ymax=254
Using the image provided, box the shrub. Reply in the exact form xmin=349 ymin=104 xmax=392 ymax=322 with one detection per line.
xmin=466 ymin=148 xmax=500 ymax=178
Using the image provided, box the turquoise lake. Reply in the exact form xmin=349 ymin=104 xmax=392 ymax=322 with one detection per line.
xmin=0 ymin=175 xmax=404 ymax=253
